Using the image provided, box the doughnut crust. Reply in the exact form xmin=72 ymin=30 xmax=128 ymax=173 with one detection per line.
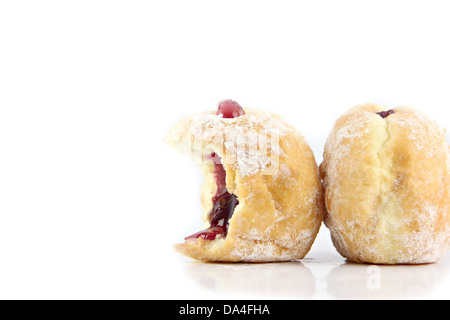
xmin=166 ymin=108 xmax=324 ymax=262
xmin=320 ymin=103 xmax=450 ymax=264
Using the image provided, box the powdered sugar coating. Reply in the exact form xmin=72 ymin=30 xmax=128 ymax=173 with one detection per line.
xmin=166 ymin=108 xmax=295 ymax=177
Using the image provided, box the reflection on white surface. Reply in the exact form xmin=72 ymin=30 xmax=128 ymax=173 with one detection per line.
xmin=180 ymin=255 xmax=450 ymax=299
xmin=183 ymin=261 xmax=315 ymax=299
xmin=326 ymin=261 xmax=449 ymax=299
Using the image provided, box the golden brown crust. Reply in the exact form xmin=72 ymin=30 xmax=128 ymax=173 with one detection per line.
xmin=320 ymin=103 xmax=450 ymax=264
xmin=167 ymin=109 xmax=324 ymax=262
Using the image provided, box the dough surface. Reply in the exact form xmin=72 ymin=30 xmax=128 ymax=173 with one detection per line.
xmin=166 ymin=108 xmax=324 ymax=262
xmin=320 ymin=103 xmax=450 ymax=264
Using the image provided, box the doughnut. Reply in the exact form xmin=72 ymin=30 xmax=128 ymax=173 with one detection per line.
xmin=165 ymin=99 xmax=324 ymax=262
xmin=320 ymin=103 xmax=450 ymax=264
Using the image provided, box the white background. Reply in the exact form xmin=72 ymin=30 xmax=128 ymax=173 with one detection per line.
xmin=0 ymin=1 xmax=449 ymax=299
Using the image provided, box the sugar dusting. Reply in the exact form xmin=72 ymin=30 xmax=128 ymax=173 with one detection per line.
xmin=166 ymin=109 xmax=294 ymax=177
xmin=390 ymin=106 xmax=447 ymax=158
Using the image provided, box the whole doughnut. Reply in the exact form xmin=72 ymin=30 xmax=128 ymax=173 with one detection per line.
xmin=320 ymin=103 xmax=450 ymax=264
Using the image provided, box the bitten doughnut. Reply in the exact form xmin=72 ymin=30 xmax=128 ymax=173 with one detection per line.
xmin=166 ymin=99 xmax=324 ymax=262
xmin=320 ymin=103 xmax=450 ymax=264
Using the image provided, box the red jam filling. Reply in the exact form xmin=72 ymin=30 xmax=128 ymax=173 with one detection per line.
xmin=185 ymin=100 xmax=245 ymax=241
xmin=216 ymin=99 xmax=245 ymax=118
xmin=377 ymin=109 xmax=395 ymax=118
